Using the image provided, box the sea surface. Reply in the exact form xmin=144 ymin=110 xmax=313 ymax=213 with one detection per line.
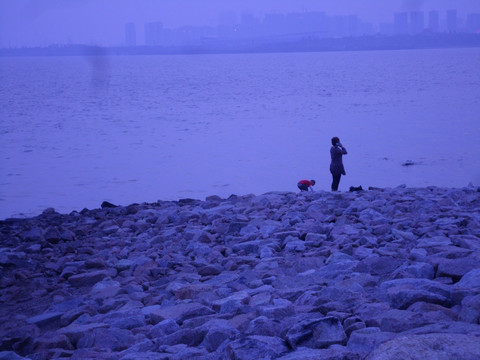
xmin=1 ymin=48 xmax=479 ymax=219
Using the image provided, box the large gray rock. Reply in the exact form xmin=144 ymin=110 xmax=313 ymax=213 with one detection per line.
xmin=245 ymin=316 xmax=281 ymax=337
xmin=225 ymin=335 xmax=289 ymax=360
xmin=257 ymin=299 xmax=295 ymax=320
xmin=148 ymin=319 xmax=180 ymax=338
xmin=68 ymin=270 xmax=108 ymax=287
xmin=459 ymin=294 xmax=480 ymax=323
xmin=203 ymin=323 xmax=239 ymax=352
xmin=156 ymin=328 xmax=205 ymax=347
xmin=147 ymin=303 xmax=215 ymax=324
xmin=347 ymin=327 xmax=396 ymax=355
xmin=0 ymin=352 xmax=29 ymax=360
xmin=285 ymin=316 xmax=346 ymax=349
xmin=58 ymin=323 xmax=109 ymax=346
xmin=366 ymin=333 xmax=480 ymax=360
xmin=76 ymin=328 xmax=134 ymax=351
xmin=437 ymin=257 xmax=479 ymax=280
xmin=277 ymin=346 xmax=360 ymax=360
xmin=26 ymin=311 xmax=63 ymax=329
xmin=380 ymin=278 xmax=451 ymax=309
xmin=456 ymin=268 xmax=480 ymax=288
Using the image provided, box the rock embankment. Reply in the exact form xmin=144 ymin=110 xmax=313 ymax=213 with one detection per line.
xmin=1 ymin=186 xmax=480 ymax=360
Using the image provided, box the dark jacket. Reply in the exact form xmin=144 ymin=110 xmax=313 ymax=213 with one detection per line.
xmin=330 ymin=145 xmax=347 ymax=176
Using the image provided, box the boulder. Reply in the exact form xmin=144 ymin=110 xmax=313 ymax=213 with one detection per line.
xmin=245 ymin=316 xmax=281 ymax=337
xmin=257 ymin=299 xmax=295 ymax=320
xmin=146 ymin=303 xmax=215 ymax=324
xmin=277 ymin=346 xmax=360 ymax=360
xmin=77 ymin=328 xmax=134 ymax=351
xmin=366 ymin=333 xmax=480 ymax=360
xmin=225 ymin=335 xmax=289 ymax=360
xmin=203 ymin=324 xmax=239 ymax=352
xmin=285 ymin=316 xmax=346 ymax=349
xmin=347 ymin=327 xmax=396 ymax=355
xmin=455 ymin=268 xmax=480 ymax=288
xmin=68 ymin=270 xmax=108 ymax=287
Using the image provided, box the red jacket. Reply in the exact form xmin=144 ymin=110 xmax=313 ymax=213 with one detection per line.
xmin=298 ymin=180 xmax=314 ymax=187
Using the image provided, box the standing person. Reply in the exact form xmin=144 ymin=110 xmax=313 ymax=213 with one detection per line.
xmin=330 ymin=137 xmax=347 ymax=191
xmin=297 ymin=179 xmax=316 ymax=191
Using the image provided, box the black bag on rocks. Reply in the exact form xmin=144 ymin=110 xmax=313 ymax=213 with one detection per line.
xmin=349 ymin=186 xmax=363 ymax=192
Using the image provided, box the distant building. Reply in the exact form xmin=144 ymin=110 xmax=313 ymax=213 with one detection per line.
xmin=466 ymin=13 xmax=480 ymax=33
xmin=125 ymin=22 xmax=136 ymax=46
xmin=428 ymin=11 xmax=439 ymax=33
xmin=410 ymin=11 xmax=424 ymax=34
xmin=217 ymin=11 xmax=238 ymax=38
xmin=263 ymin=13 xmax=287 ymax=37
xmin=446 ymin=10 xmax=457 ymax=33
xmin=145 ymin=22 xmax=164 ymax=46
xmin=379 ymin=22 xmax=394 ymax=35
xmin=240 ymin=11 xmax=261 ymax=38
xmin=394 ymin=12 xmax=409 ymax=34
xmin=330 ymin=15 xmax=349 ymax=38
xmin=348 ymin=15 xmax=359 ymax=37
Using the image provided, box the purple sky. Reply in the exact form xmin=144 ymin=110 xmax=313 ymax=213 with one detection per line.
xmin=0 ymin=0 xmax=478 ymax=47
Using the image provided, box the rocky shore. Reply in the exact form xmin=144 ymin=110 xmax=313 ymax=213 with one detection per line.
xmin=1 ymin=186 xmax=480 ymax=360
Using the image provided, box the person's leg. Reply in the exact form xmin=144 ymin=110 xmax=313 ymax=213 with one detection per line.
xmin=331 ymin=174 xmax=341 ymax=191
xmin=298 ymin=183 xmax=308 ymax=191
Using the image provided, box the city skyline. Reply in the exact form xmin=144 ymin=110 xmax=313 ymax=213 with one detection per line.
xmin=0 ymin=0 xmax=479 ymax=47
xmin=135 ymin=9 xmax=480 ymax=48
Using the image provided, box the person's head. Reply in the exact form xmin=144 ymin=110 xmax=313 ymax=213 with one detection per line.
xmin=331 ymin=137 xmax=340 ymax=146
xmin=311 ymin=180 xmax=316 ymax=185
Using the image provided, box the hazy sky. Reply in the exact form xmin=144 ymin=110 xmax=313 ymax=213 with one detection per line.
xmin=0 ymin=0 xmax=478 ymax=47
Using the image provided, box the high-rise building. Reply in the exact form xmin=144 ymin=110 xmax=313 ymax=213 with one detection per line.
xmin=348 ymin=15 xmax=358 ymax=37
xmin=145 ymin=22 xmax=164 ymax=46
xmin=466 ymin=13 xmax=480 ymax=33
xmin=428 ymin=11 xmax=439 ymax=33
xmin=446 ymin=10 xmax=457 ymax=33
xmin=410 ymin=11 xmax=424 ymax=34
xmin=394 ymin=12 xmax=409 ymax=34
xmin=125 ymin=22 xmax=136 ymax=46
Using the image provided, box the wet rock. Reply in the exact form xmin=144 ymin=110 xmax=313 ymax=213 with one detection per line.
xmin=456 ymin=268 xmax=480 ymax=288
xmin=27 ymin=312 xmax=63 ymax=329
xmin=225 ymin=335 xmax=289 ymax=360
xmin=203 ymin=323 xmax=239 ymax=352
xmin=380 ymin=278 xmax=451 ymax=309
xmin=245 ymin=316 xmax=281 ymax=337
xmin=459 ymin=294 xmax=480 ymax=323
xmin=147 ymin=303 xmax=215 ymax=324
xmin=156 ymin=328 xmax=205 ymax=347
xmin=437 ymin=257 xmax=480 ymax=281
xmin=347 ymin=327 xmax=396 ymax=355
xmin=77 ymin=327 xmax=134 ymax=351
xmin=44 ymin=227 xmax=61 ymax=244
xmin=0 ymin=352 xmax=30 ymax=360
xmin=58 ymin=323 xmax=109 ymax=346
xmin=1 ymin=186 xmax=479 ymax=359
xmin=285 ymin=316 xmax=347 ymax=349
xmin=148 ymin=319 xmax=180 ymax=338
xmin=366 ymin=333 xmax=480 ymax=360
xmin=258 ymin=299 xmax=295 ymax=320
xmin=68 ymin=270 xmax=108 ymax=287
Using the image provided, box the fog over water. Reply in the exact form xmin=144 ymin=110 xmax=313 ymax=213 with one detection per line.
xmin=0 ymin=0 xmax=479 ymax=47
xmin=1 ymin=48 xmax=479 ymax=219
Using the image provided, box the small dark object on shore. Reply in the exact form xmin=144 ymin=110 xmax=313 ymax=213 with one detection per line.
xmin=101 ymin=201 xmax=117 ymax=208
xmin=349 ymin=186 xmax=363 ymax=192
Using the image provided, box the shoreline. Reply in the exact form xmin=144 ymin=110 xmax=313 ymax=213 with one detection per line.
xmin=1 ymin=185 xmax=480 ymax=359
xmin=2 ymin=184 xmax=478 ymax=222
xmin=1 ymin=34 xmax=479 ymax=58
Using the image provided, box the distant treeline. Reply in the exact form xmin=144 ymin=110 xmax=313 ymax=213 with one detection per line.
xmin=1 ymin=34 xmax=479 ymax=57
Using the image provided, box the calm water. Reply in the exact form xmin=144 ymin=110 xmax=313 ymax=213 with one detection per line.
xmin=1 ymin=48 xmax=480 ymax=218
